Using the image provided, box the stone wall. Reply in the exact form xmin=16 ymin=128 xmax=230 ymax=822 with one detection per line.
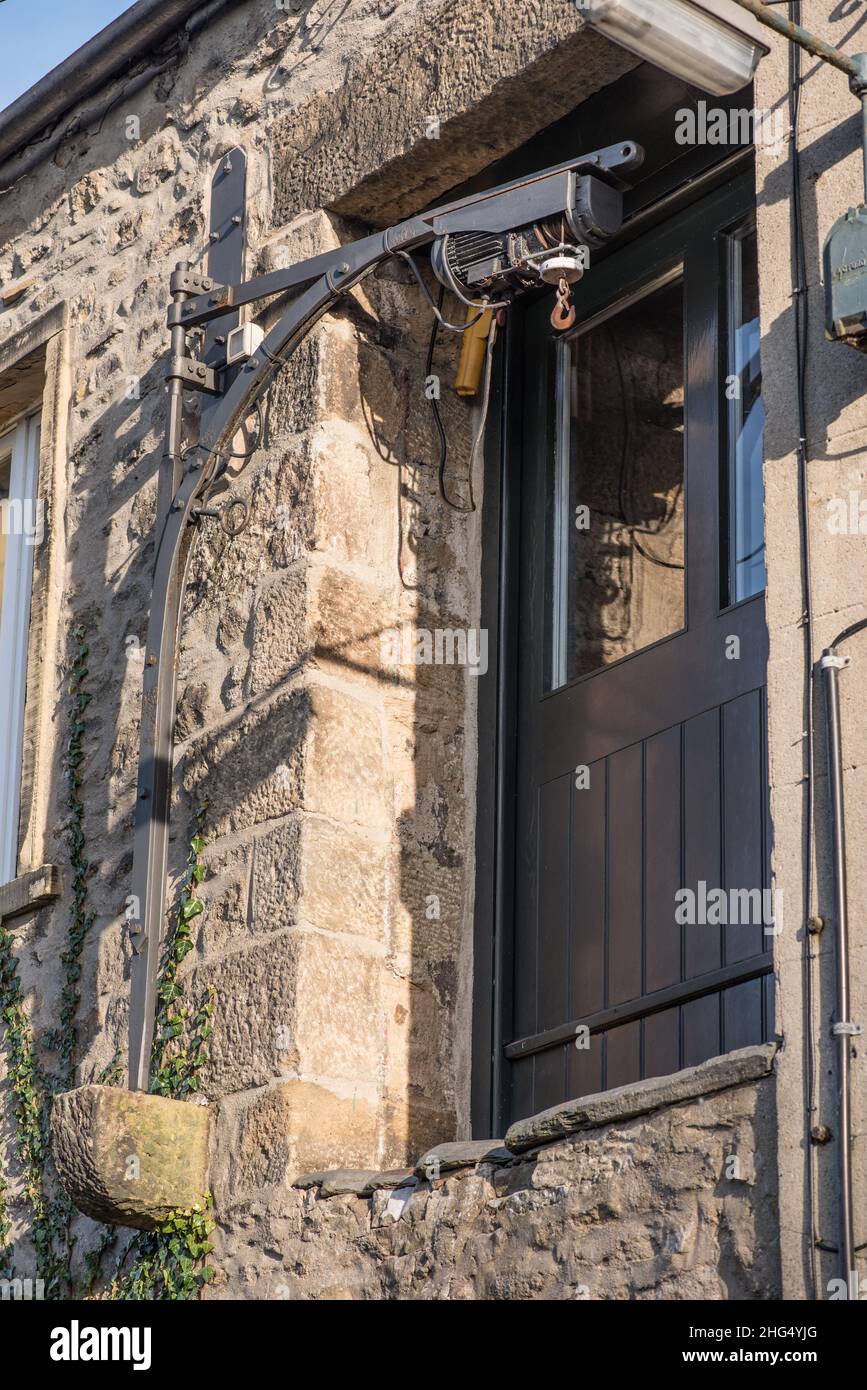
xmin=209 ymin=1048 xmax=781 ymax=1300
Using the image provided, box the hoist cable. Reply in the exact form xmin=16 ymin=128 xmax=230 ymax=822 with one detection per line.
xmin=426 ymin=286 xmax=476 ymax=513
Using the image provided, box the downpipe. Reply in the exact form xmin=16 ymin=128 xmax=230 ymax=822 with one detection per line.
xmin=819 ymin=643 xmax=862 ymax=1291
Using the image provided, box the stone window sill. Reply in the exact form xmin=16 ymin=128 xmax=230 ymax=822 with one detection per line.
xmin=0 ymin=863 xmax=62 ymax=922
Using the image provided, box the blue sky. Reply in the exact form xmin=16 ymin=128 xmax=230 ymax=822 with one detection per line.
xmin=0 ymin=0 xmax=133 ymax=113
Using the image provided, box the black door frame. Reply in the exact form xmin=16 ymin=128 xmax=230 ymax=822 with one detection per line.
xmin=472 ymin=158 xmax=770 ymax=1139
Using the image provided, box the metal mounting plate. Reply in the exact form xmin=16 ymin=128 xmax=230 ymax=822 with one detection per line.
xmin=202 ymin=148 xmax=247 ymax=390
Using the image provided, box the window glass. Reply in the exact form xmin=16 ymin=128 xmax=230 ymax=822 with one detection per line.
xmin=724 ymin=222 xmax=766 ymax=605
xmin=547 ymin=273 xmax=685 ymax=691
xmin=0 ymin=415 xmax=40 ymax=883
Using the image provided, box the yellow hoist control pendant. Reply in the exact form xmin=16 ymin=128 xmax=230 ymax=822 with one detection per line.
xmin=454 ymin=305 xmax=494 ymax=396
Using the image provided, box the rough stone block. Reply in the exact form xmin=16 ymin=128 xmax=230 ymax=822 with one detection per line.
xmin=303 ymin=683 xmax=390 ymax=832
xmin=414 ymin=1140 xmax=512 ymax=1176
xmin=51 ymin=1085 xmax=210 ymax=1231
xmin=272 ymin=0 xmax=636 ymax=227
xmin=380 ymin=1093 xmax=457 ymax=1171
xmin=292 ymin=929 xmax=383 ymax=1083
xmin=184 ymin=686 xmax=309 ymax=837
xmin=318 ymin=1170 xmax=381 ymax=1198
xmin=194 ymin=928 xmax=383 ymax=1094
xmin=309 ymin=424 xmax=396 ymax=571
xmin=221 ymin=1080 xmax=380 ymax=1196
xmin=244 ymin=563 xmax=392 ymax=700
xmin=297 ymin=816 xmax=389 ymax=941
xmin=250 ymin=816 xmax=302 ymax=935
xmin=193 ymin=933 xmax=300 ymax=1092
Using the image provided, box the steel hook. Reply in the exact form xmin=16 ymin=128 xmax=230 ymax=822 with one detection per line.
xmin=550 ymin=298 xmax=576 ymax=332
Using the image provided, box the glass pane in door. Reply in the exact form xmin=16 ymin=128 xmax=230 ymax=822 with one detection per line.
xmin=723 ymin=220 xmax=766 ymax=605
xmin=547 ymin=272 xmax=686 ymax=691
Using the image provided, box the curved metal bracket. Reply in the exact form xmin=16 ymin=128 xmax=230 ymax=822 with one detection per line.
xmin=127 ymin=249 xmax=392 ymax=1091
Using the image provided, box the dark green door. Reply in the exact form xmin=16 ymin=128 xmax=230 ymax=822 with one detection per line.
xmin=505 ymin=174 xmax=772 ymax=1123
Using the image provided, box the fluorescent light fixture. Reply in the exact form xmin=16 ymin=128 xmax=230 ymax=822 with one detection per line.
xmin=584 ymin=0 xmax=770 ymax=96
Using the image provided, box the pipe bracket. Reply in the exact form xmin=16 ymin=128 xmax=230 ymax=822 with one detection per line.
xmin=166 ymin=355 xmax=221 ymax=393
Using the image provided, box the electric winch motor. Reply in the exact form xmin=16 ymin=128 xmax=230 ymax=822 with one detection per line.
xmin=430 ymin=172 xmax=624 ymax=297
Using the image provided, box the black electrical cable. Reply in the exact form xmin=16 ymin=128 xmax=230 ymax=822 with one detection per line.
xmin=181 ymin=397 xmax=265 ymax=472
xmin=790 ymin=0 xmax=819 ymax=1305
xmin=426 ymin=285 xmax=476 ymax=513
xmin=827 ymin=614 xmax=867 ymax=650
xmin=396 ymin=369 xmax=419 ymax=591
xmin=398 ymin=250 xmax=489 ymax=332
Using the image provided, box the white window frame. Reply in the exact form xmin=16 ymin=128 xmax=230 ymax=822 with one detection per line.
xmin=0 ymin=413 xmax=41 ymax=884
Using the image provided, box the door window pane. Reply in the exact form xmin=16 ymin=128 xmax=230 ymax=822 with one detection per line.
xmin=547 ymin=273 xmax=686 ymax=691
xmin=724 ymin=221 xmax=765 ymax=604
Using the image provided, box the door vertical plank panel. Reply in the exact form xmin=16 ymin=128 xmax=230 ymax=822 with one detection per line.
xmin=724 ymin=978 xmax=763 ymax=1051
xmin=683 ymin=708 xmax=723 ymax=978
xmin=645 ymin=725 xmax=682 ymax=992
xmin=682 ymin=708 xmax=722 ymax=1061
xmin=722 ymin=689 xmax=765 ymax=963
xmin=644 ymin=1006 xmax=681 ymax=1078
xmin=537 ymin=775 xmax=572 ymax=1028
xmin=570 ymin=759 xmax=606 ymax=1018
xmin=533 ymin=776 xmax=572 ymax=1110
xmin=513 ymin=789 xmax=539 ymax=1042
xmin=534 ymin=1044 xmax=569 ymax=1113
xmin=510 ymin=1058 xmax=535 ymax=1124
xmin=567 ymin=759 xmax=605 ymax=1099
xmin=567 ymin=1030 xmax=603 ymax=1099
xmin=683 ymin=995 xmax=722 ymax=1067
xmin=722 ymin=690 xmax=765 ymax=1050
xmin=644 ymin=725 xmax=682 ymax=1070
xmin=607 ymin=743 xmax=643 ymax=1006
xmin=606 ymin=1021 xmax=641 ymax=1088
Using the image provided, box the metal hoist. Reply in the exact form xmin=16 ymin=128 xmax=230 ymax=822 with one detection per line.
xmin=125 ymin=139 xmax=644 ymax=1090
